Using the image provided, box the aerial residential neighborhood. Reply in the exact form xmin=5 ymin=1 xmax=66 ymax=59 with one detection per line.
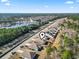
xmin=0 ymin=14 xmax=79 ymax=59
xmin=3 ymin=17 xmax=66 ymax=59
xmin=0 ymin=0 xmax=79 ymax=59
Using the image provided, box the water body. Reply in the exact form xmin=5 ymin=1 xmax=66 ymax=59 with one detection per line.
xmin=0 ymin=21 xmax=37 ymax=29
xmin=0 ymin=13 xmax=51 ymax=28
xmin=0 ymin=22 xmax=33 ymax=28
xmin=0 ymin=13 xmax=77 ymax=28
xmin=0 ymin=13 xmax=40 ymax=28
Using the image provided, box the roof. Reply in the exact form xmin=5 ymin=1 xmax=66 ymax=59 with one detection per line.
xmin=17 ymin=50 xmax=24 ymax=53
xmin=9 ymin=49 xmax=36 ymax=59
xmin=24 ymin=42 xmax=38 ymax=51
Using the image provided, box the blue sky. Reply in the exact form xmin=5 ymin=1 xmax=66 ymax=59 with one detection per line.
xmin=0 ymin=0 xmax=79 ymax=13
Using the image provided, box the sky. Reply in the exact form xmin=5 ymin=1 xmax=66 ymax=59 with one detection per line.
xmin=0 ymin=0 xmax=79 ymax=13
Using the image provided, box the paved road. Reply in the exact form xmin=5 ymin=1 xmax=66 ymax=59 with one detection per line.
xmin=1 ymin=18 xmax=66 ymax=59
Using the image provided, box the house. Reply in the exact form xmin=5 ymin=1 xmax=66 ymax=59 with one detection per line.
xmin=31 ymin=39 xmax=45 ymax=51
xmin=20 ymin=41 xmax=38 ymax=51
xmin=9 ymin=48 xmax=36 ymax=59
xmin=39 ymin=30 xmax=55 ymax=41
xmin=39 ymin=27 xmax=59 ymax=43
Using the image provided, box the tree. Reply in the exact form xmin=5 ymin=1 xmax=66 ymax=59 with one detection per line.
xmin=61 ymin=50 xmax=73 ymax=59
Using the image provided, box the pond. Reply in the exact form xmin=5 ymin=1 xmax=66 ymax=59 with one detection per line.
xmin=0 ymin=21 xmax=36 ymax=29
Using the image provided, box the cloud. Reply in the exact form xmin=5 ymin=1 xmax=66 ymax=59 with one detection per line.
xmin=44 ymin=5 xmax=48 ymax=8
xmin=70 ymin=6 xmax=74 ymax=8
xmin=1 ymin=0 xmax=9 ymax=2
xmin=65 ymin=1 xmax=74 ymax=4
xmin=5 ymin=2 xmax=10 ymax=6
xmin=1 ymin=0 xmax=11 ymax=6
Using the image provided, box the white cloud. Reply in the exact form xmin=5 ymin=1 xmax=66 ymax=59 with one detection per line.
xmin=1 ymin=0 xmax=9 ymax=2
xmin=5 ymin=2 xmax=10 ymax=6
xmin=1 ymin=0 xmax=11 ymax=6
xmin=65 ymin=1 xmax=74 ymax=4
xmin=70 ymin=6 xmax=74 ymax=8
xmin=44 ymin=5 xmax=48 ymax=8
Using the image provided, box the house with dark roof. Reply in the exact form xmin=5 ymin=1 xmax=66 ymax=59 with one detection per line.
xmin=9 ymin=48 xmax=36 ymax=59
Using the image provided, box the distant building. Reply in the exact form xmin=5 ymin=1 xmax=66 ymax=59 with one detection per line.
xmin=30 ymin=18 xmax=33 ymax=22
